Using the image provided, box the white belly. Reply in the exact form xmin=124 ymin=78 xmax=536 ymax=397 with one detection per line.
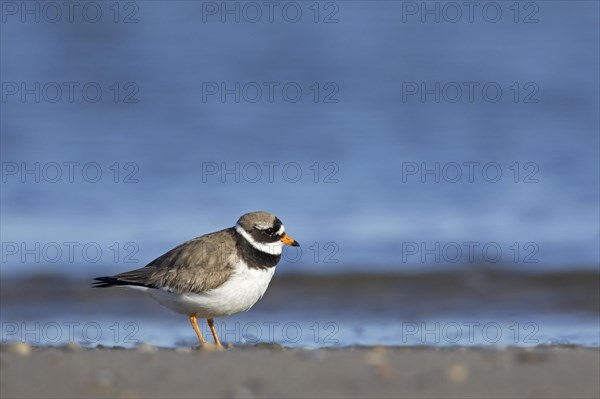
xmin=131 ymin=262 xmax=276 ymax=318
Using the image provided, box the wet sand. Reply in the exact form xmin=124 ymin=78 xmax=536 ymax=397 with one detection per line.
xmin=1 ymin=344 xmax=598 ymax=398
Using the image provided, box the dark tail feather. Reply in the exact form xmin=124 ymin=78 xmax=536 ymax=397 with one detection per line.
xmin=92 ymin=276 xmax=149 ymax=288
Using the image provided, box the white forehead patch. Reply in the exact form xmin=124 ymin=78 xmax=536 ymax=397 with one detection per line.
xmin=277 ymin=224 xmax=285 ymax=235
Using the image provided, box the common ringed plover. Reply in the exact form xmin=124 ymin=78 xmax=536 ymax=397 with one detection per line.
xmin=93 ymin=211 xmax=299 ymax=348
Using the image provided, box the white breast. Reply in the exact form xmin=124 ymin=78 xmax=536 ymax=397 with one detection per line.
xmin=138 ymin=261 xmax=276 ymax=318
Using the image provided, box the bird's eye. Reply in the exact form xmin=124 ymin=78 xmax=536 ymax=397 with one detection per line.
xmin=265 ymin=228 xmax=275 ymax=235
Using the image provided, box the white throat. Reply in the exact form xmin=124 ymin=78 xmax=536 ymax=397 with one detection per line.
xmin=235 ymin=224 xmax=283 ymax=256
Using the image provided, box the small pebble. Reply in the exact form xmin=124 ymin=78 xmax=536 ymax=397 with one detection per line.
xmin=175 ymin=347 xmax=192 ymax=353
xmin=62 ymin=342 xmax=81 ymax=352
xmin=135 ymin=343 xmax=158 ymax=353
xmin=7 ymin=342 xmax=32 ymax=356
xmin=446 ymin=363 xmax=469 ymax=383
xmin=365 ymin=346 xmax=393 ymax=380
xmin=195 ymin=342 xmax=222 ymax=352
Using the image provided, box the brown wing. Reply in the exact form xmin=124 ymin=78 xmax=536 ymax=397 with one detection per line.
xmin=93 ymin=228 xmax=239 ymax=293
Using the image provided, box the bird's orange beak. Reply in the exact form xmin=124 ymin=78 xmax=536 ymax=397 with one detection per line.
xmin=280 ymin=234 xmax=299 ymax=247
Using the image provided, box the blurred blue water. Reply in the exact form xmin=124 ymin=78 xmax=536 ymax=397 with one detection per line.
xmin=2 ymin=271 xmax=598 ymax=348
xmin=3 ymin=312 xmax=598 ymax=349
xmin=1 ymin=1 xmax=599 ymax=277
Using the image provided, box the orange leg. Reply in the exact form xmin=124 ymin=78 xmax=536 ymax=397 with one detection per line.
xmin=207 ymin=318 xmax=223 ymax=348
xmin=188 ymin=315 xmax=206 ymax=346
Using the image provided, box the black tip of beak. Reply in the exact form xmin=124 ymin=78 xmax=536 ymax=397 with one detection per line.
xmin=292 ymin=240 xmax=300 ymax=247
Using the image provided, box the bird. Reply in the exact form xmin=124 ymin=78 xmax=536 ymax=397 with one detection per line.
xmin=93 ymin=211 xmax=299 ymax=349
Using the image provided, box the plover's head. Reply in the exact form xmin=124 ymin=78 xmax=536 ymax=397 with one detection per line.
xmin=235 ymin=211 xmax=299 ymax=255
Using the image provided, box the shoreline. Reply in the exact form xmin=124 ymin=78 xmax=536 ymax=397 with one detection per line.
xmin=2 ymin=344 xmax=599 ymax=398
xmin=2 ymin=269 xmax=599 ymax=348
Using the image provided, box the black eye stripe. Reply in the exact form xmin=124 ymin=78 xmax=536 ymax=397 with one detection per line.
xmin=251 ymin=218 xmax=283 ymax=240
xmin=255 ymin=219 xmax=282 ymax=233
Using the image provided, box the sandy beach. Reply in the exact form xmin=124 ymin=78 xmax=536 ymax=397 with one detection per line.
xmin=1 ymin=344 xmax=598 ymax=399
xmin=2 ymin=272 xmax=599 ymax=398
